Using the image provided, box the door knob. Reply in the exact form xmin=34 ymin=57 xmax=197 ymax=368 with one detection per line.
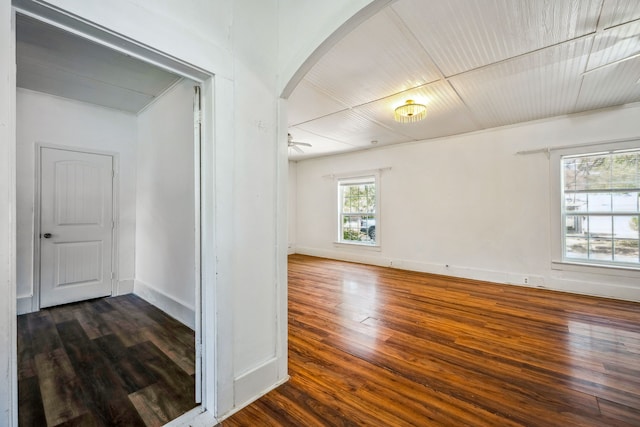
xmin=43 ymin=233 xmax=52 ymax=238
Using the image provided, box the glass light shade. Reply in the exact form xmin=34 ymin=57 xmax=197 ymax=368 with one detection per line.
xmin=394 ymin=99 xmax=427 ymax=123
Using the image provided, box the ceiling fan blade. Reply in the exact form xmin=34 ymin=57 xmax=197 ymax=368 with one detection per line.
xmin=290 ymin=145 xmax=304 ymax=154
xmin=292 ymin=141 xmax=312 ymax=147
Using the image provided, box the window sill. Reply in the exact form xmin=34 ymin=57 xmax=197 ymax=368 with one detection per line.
xmin=333 ymin=241 xmax=381 ymax=252
xmin=551 ymin=260 xmax=640 ymax=278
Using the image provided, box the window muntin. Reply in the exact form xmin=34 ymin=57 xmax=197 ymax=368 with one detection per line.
xmin=338 ymin=177 xmax=377 ymax=245
xmin=561 ymin=149 xmax=640 ymax=267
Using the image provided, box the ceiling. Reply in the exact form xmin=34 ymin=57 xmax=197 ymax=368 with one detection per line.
xmin=287 ymin=0 xmax=640 ymax=160
xmin=16 ymin=14 xmax=182 ymax=114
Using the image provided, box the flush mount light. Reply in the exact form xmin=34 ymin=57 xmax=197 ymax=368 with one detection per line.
xmin=394 ymin=99 xmax=427 ymax=123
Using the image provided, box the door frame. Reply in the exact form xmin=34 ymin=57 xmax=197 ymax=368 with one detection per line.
xmin=32 ymin=144 xmax=119 ymax=312
xmin=12 ymin=3 xmax=218 ymax=423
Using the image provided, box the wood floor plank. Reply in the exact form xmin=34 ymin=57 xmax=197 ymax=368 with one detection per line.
xmin=56 ymin=319 xmax=147 ymax=427
xmin=18 ymin=375 xmax=47 ymax=427
xmin=141 ymin=325 xmax=195 ymax=376
xmin=28 ymin=311 xmax=62 ymax=355
xmin=17 ymin=315 xmax=36 ymax=380
xmin=128 ymin=382 xmax=189 ymax=427
xmin=33 ymin=348 xmax=87 ymax=426
xmin=224 ymin=254 xmax=640 ymax=426
xmin=127 ymin=340 xmax=196 ymax=412
xmin=93 ymin=333 xmax=158 ymax=394
xmin=72 ymin=301 xmax=114 ymax=340
xmin=18 ymin=294 xmax=196 ymax=426
xmin=54 ymin=412 xmax=101 ymax=427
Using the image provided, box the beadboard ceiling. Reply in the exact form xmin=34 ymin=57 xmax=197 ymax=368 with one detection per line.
xmin=287 ymin=0 xmax=640 ymax=160
xmin=16 ymin=14 xmax=181 ymax=114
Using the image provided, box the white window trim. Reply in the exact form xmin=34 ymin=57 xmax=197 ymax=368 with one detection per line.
xmin=335 ymin=172 xmax=380 ymax=248
xmin=550 ymin=138 xmax=640 ymax=274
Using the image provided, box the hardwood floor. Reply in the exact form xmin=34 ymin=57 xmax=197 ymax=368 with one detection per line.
xmin=222 ymin=254 xmax=640 ymax=426
xmin=18 ymin=294 xmax=196 ymax=427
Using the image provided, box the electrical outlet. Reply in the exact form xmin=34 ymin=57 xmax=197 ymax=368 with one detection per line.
xmin=523 ymin=277 xmax=529 ymax=285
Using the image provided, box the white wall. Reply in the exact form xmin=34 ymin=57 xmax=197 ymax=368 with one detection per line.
xmin=0 ymin=3 xmax=17 ymax=424
xmin=1 ymin=0 xmax=382 ymax=424
xmin=288 ymin=161 xmax=297 ymax=254
xmin=294 ymin=104 xmax=640 ymax=302
xmin=16 ymin=89 xmax=137 ymax=313
xmin=135 ymin=79 xmax=196 ymax=328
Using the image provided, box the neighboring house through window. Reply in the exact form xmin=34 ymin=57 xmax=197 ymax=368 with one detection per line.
xmin=553 ymin=141 xmax=640 ymax=269
xmin=338 ymin=175 xmax=378 ymax=245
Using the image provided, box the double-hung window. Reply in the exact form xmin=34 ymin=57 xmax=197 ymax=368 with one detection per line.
xmin=338 ymin=176 xmax=378 ymax=245
xmin=558 ymin=146 xmax=640 ymax=268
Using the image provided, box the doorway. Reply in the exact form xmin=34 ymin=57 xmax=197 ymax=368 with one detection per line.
xmin=14 ymin=8 xmax=212 ymax=425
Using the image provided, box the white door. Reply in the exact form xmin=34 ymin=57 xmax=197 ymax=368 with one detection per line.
xmin=39 ymin=147 xmax=114 ymax=308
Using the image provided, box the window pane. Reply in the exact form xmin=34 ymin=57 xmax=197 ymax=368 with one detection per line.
xmin=584 ymin=155 xmax=611 ymax=190
xmin=565 ymin=215 xmax=588 ymax=259
xmin=565 ymin=193 xmax=587 ymax=213
xmin=588 ymin=215 xmax=612 ymax=261
xmin=614 ymin=215 xmax=639 ymax=262
xmin=589 ymin=215 xmax=611 ymax=235
xmin=614 ymin=215 xmax=637 ymax=239
xmin=612 ymin=192 xmax=638 ymax=212
xmin=359 ymin=215 xmax=376 ymax=242
xmin=614 ymin=239 xmax=639 ymax=263
xmin=611 ymin=152 xmax=639 ymax=189
xmin=590 ymin=236 xmax=613 ymax=261
xmin=563 ymin=158 xmax=578 ymax=192
xmin=587 ymin=193 xmax=611 ymax=212
xmin=565 ymin=215 xmax=586 ymax=235
xmin=566 ymin=237 xmax=588 ymax=259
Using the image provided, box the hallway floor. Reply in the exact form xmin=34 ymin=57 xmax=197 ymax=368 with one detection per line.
xmin=18 ymin=294 xmax=196 ymax=426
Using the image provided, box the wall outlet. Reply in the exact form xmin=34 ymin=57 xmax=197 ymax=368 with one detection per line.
xmin=523 ymin=277 xmax=529 ymax=285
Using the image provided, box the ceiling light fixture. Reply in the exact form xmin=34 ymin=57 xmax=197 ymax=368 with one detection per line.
xmin=394 ymin=99 xmax=427 ymax=123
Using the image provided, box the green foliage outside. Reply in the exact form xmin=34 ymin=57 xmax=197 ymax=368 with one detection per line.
xmin=564 ymin=152 xmax=639 ymax=191
xmin=342 ymin=183 xmax=375 ymax=213
xmin=343 ymin=229 xmax=363 ymax=241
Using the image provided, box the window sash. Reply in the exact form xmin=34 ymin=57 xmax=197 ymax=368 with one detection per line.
xmin=560 ymin=147 xmax=640 ymax=267
xmin=338 ymin=176 xmax=377 ymax=245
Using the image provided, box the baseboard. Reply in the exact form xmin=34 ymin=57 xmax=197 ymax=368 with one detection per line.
xmin=232 ymin=358 xmax=287 ymax=416
xmin=16 ymin=295 xmax=34 ymax=315
xmin=294 ymin=247 xmax=640 ymax=302
xmin=133 ymin=280 xmax=195 ymax=329
xmin=295 ymin=246 xmax=390 ymax=267
xmin=163 ymin=406 xmax=217 ymax=427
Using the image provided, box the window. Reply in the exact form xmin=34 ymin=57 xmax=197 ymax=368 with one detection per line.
xmin=560 ymin=147 xmax=640 ymax=268
xmin=338 ymin=176 xmax=377 ymax=245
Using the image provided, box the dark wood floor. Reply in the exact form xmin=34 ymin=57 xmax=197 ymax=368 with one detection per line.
xmin=18 ymin=294 xmax=196 ymax=427
xmin=223 ymin=254 xmax=640 ymax=426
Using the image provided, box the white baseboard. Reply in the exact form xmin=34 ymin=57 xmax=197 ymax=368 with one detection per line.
xmin=164 ymin=406 xmax=217 ymax=427
xmin=294 ymin=246 xmax=639 ymax=302
xmin=17 ymin=295 xmax=34 ymax=315
xmin=295 ymin=246 xmax=390 ymax=267
xmin=133 ymin=280 xmax=195 ymax=329
xmin=232 ymin=358 xmax=288 ymax=416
